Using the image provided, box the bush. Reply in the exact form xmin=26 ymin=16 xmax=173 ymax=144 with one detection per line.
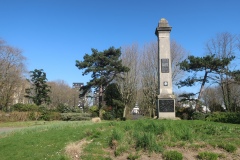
xmin=163 ymin=150 xmax=183 ymax=160
xmin=192 ymin=112 xmax=206 ymax=120
xmin=206 ymin=112 xmax=240 ymax=124
xmin=60 ymin=113 xmax=91 ymax=121
xmin=103 ymin=111 xmax=114 ymax=120
xmin=56 ymin=103 xmax=82 ymax=113
xmin=176 ymin=107 xmax=194 ymax=120
xmin=0 ymin=111 xmax=29 ymax=122
xmin=12 ymin=103 xmax=38 ymax=112
xmin=89 ymin=105 xmax=99 ymax=117
xmin=198 ymin=152 xmax=218 ymax=160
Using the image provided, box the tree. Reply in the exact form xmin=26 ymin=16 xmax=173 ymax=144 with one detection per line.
xmin=75 ymin=47 xmax=129 ymax=112
xmin=47 ymin=80 xmax=79 ymax=111
xmin=25 ymin=69 xmax=51 ymax=106
xmin=171 ymin=40 xmax=188 ymax=84
xmin=138 ymin=40 xmax=188 ymax=117
xmin=0 ymin=39 xmax=26 ymax=111
xmin=139 ymin=42 xmax=158 ymax=117
xmin=202 ymin=87 xmax=226 ymax=112
xmin=104 ymin=83 xmax=124 ymax=118
xmin=178 ymin=55 xmax=234 ymax=111
xmin=205 ymin=32 xmax=240 ymax=111
xmin=116 ymin=44 xmax=139 ymax=118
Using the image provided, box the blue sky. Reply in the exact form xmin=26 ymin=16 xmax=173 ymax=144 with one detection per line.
xmin=1 ymin=0 xmax=240 ymax=88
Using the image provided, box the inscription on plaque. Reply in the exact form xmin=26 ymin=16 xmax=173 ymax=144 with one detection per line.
xmin=161 ymin=59 xmax=169 ymax=73
xmin=159 ymin=99 xmax=174 ymax=112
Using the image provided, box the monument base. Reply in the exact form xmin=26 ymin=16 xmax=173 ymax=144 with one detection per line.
xmin=156 ymin=98 xmax=175 ymax=119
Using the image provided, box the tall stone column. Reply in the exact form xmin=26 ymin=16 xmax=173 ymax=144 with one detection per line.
xmin=155 ymin=18 xmax=175 ymax=119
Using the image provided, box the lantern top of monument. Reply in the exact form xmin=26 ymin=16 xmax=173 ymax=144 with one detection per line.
xmin=159 ymin=18 xmax=170 ymax=27
xmin=155 ymin=18 xmax=172 ymax=35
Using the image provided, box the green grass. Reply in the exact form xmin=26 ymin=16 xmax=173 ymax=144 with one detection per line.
xmin=0 ymin=121 xmax=48 ymax=127
xmin=163 ymin=150 xmax=183 ymax=160
xmin=198 ymin=151 xmax=219 ymax=160
xmin=0 ymin=120 xmax=240 ymax=159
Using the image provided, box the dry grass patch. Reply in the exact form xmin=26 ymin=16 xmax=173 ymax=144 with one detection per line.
xmin=91 ymin=117 xmax=101 ymax=123
xmin=65 ymin=139 xmax=92 ymax=160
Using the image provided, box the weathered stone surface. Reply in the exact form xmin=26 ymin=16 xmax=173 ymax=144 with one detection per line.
xmin=156 ymin=18 xmax=175 ymax=119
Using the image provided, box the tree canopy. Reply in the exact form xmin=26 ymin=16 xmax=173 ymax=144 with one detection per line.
xmin=76 ymin=47 xmax=130 ymax=96
xmin=178 ymin=55 xmax=234 ymax=101
xmin=104 ymin=83 xmax=124 ymax=118
xmin=25 ymin=69 xmax=51 ymax=106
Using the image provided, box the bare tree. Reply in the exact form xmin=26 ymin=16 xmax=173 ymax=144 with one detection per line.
xmin=47 ymin=80 xmax=78 ymax=110
xmin=139 ymin=42 xmax=158 ymax=117
xmin=171 ymin=40 xmax=188 ymax=84
xmin=205 ymin=32 xmax=240 ymax=111
xmin=138 ymin=40 xmax=188 ymax=117
xmin=0 ymin=39 xmax=26 ymax=111
xmin=202 ymin=87 xmax=224 ymax=112
xmin=116 ymin=44 xmax=139 ymax=118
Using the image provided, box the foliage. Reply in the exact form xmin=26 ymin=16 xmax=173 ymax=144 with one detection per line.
xmin=102 ymin=110 xmax=114 ymax=120
xmin=205 ymin=32 xmax=240 ymax=112
xmin=163 ymin=150 xmax=183 ymax=160
xmin=192 ymin=112 xmax=206 ymax=120
xmin=56 ymin=103 xmax=81 ymax=113
xmin=0 ymin=111 xmax=29 ymax=122
xmin=104 ymin=83 xmax=124 ymax=119
xmin=25 ymin=69 xmax=51 ymax=106
xmin=175 ymin=106 xmax=194 ymax=120
xmin=178 ymin=55 xmax=234 ymax=111
xmin=12 ymin=103 xmax=38 ymax=112
xmin=89 ymin=105 xmax=98 ymax=117
xmin=198 ymin=152 xmax=218 ymax=160
xmin=75 ymin=47 xmax=129 ymax=96
xmin=60 ymin=113 xmax=91 ymax=121
xmin=206 ymin=112 xmax=240 ymax=124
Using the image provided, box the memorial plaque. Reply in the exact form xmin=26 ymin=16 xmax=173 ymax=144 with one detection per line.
xmin=161 ymin=59 xmax=169 ymax=73
xmin=159 ymin=99 xmax=174 ymax=112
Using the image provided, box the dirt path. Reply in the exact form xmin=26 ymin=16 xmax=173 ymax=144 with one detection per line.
xmin=0 ymin=127 xmax=25 ymax=134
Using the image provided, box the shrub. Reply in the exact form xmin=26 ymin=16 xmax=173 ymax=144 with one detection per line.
xmin=60 ymin=113 xmax=91 ymax=121
xmin=0 ymin=111 xmax=29 ymax=122
xmin=163 ymin=150 xmax=183 ymax=160
xmin=176 ymin=107 xmax=194 ymax=120
xmin=198 ymin=151 xmax=218 ymax=160
xmin=89 ymin=105 xmax=99 ymax=117
xmin=206 ymin=112 xmax=240 ymax=124
xmin=12 ymin=103 xmax=38 ymax=112
xmin=102 ymin=111 xmax=114 ymax=120
xmin=192 ymin=112 xmax=206 ymax=120
xmin=57 ymin=103 xmax=71 ymax=113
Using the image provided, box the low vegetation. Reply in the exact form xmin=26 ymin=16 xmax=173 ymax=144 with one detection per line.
xmin=0 ymin=119 xmax=240 ymax=160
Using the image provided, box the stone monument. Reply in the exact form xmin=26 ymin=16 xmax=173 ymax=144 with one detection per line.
xmin=155 ymin=18 xmax=175 ymax=119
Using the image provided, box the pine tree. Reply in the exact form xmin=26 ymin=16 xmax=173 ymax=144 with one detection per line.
xmin=25 ymin=69 xmax=51 ymax=106
xmin=76 ymin=47 xmax=129 ymax=111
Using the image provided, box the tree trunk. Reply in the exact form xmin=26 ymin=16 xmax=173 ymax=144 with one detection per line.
xmin=197 ymin=71 xmax=208 ymax=111
xmin=123 ymin=105 xmax=127 ymax=118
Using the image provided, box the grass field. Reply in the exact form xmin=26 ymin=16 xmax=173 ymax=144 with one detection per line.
xmin=0 ymin=119 xmax=240 ymax=160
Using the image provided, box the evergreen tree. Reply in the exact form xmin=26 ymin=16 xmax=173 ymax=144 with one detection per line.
xmin=178 ymin=55 xmax=234 ymax=111
xmin=104 ymin=83 xmax=124 ymax=118
xmin=25 ymin=69 xmax=51 ymax=106
xmin=76 ymin=47 xmax=129 ymax=111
